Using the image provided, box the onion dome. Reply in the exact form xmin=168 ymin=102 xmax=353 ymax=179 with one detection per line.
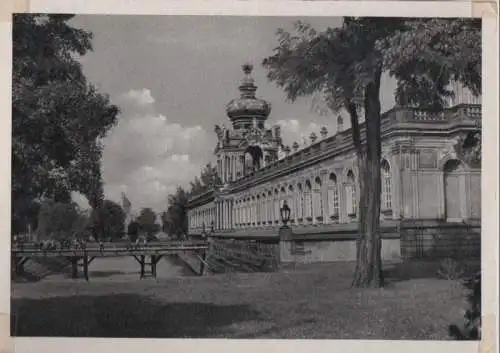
xmin=226 ymin=64 xmax=271 ymax=123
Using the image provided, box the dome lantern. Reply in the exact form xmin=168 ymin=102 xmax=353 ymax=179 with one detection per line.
xmin=226 ymin=64 xmax=272 ymax=129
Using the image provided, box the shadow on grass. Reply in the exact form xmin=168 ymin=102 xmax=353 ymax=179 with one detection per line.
xmin=11 ymin=294 xmax=262 ymax=338
xmin=87 ymin=270 xmax=128 ymax=278
xmin=383 ymin=259 xmax=481 ymax=284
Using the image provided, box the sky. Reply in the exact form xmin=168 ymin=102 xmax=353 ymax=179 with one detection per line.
xmin=69 ymin=15 xmax=397 ymax=214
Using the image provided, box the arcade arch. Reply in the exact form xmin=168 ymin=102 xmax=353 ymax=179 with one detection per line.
xmin=443 ymin=159 xmax=465 ymax=221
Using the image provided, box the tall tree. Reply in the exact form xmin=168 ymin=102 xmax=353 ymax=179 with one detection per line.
xmin=167 ymin=162 xmax=219 ymax=237
xmin=36 ymin=201 xmax=80 ymax=240
xmin=127 ymin=220 xmax=141 ymax=242
xmin=263 ymin=18 xmax=480 ymax=287
xmin=189 ymin=162 xmax=221 ymax=196
xmin=137 ymin=208 xmax=160 ymax=237
xmin=166 ymin=187 xmax=190 ymax=237
xmin=89 ymin=200 xmax=126 ymax=241
xmin=12 ymin=14 xmax=119 ymax=233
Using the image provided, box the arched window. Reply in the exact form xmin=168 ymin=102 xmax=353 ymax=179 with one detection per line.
xmin=444 ymin=159 xmax=465 ymax=221
xmin=261 ymin=193 xmax=266 ymax=225
xmin=225 ymin=156 xmax=231 ymax=181
xmin=238 ymin=155 xmax=245 ymax=177
xmin=234 ymin=200 xmax=238 ymax=227
xmin=314 ymin=176 xmax=323 ymax=219
xmin=381 ymin=159 xmax=392 ymax=211
xmin=297 ymin=183 xmax=304 ymax=221
xmin=230 ymin=156 xmax=235 ymax=181
xmin=304 ymin=180 xmax=313 ymax=220
xmin=346 ymin=170 xmax=356 ymax=216
xmin=279 ymin=187 xmax=287 ymax=223
xmin=250 ymin=196 xmax=255 ymax=226
xmin=217 ymin=159 xmax=222 ymax=178
xmin=246 ymin=197 xmax=251 ymax=225
xmin=288 ymin=185 xmax=295 ymax=223
xmin=274 ymin=189 xmax=280 ymax=223
xmin=244 ymin=153 xmax=253 ymax=174
xmin=328 ymin=173 xmax=339 ymax=218
xmin=267 ymin=191 xmax=273 ymax=224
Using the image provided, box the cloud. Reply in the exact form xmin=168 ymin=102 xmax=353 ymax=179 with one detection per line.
xmin=276 ymin=118 xmax=333 ymax=148
xmin=123 ymin=88 xmax=155 ymax=106
xmin=71 ymin=191 xmax=91 ymax=211
xmin=101 ymin=89 xmax=213 ymax=213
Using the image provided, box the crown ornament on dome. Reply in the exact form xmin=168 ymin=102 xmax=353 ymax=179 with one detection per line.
xmin=242 ymin=63 xmax=253 ymax=75
xmin=226 ymin=63 xmax=272 ymax=120
xmin=239 ymin=63 xmax=257 ymax=99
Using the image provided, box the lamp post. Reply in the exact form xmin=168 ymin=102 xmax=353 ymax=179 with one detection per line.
xmin=280 ymin=200 xmax=291 ymax=228
xmin=201 ymin=222 xmax=209 ymax=239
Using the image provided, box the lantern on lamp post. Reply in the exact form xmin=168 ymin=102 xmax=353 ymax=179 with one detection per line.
xmin=280 ymin=200 xmax=291 ymax=228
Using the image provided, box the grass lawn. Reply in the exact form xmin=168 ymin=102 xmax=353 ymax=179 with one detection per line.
xmin=10 ymin=261 xmax=477 ymax=339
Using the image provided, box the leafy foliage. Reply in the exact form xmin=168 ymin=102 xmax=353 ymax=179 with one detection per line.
xmin=455 ymin=130 xmax=481 ymax=168
xmin=89 ymin=200 xmax=126 ymax=241
xmin=262 ymin=18 xmax=481 ymax=287
xmin=437 ymin=257 xmax=465 ymax=280
xmin=127 ymin=220 xmax=141 ymax=242
xmin=69 ymin=212 xmax=93 ymax=240
xmin=163 ymin=187 xmax=189 ymax=238
xmin=36 ymin=201 xmax=81 ymax=240
xmin=12 ymin=14 xmax=119 ymax=234
xmin=137 ymin=208 xmax=160 ymax=236
xmin=163 ymin=162 xmax=219 ymax=237
xmin=449 ymin=272 xmax=481 ymax=340
xmin=380 ymin=18 xmax=481 ymax=108
xmin=189 ymin=162 xmax=221 ymax=197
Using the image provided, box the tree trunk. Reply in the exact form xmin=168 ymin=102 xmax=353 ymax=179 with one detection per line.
xmin=352 ymin=68 xmax=384 ymax=288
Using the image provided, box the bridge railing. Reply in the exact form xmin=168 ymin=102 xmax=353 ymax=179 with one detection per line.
xmin=12 ymin=240 xmax=209 ymax=255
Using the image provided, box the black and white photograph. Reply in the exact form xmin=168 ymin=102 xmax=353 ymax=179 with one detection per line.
xmin=8 ymin=5 xmax=491 ymax=345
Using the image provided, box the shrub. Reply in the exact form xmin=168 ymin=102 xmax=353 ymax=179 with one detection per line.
xmin=449 ymin=271 xmax=481 ymax=340
xmin=437 ymin=257 xmax=465 ymax=280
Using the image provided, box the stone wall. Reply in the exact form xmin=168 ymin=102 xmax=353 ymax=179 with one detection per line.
xmin=278 ymin=224 xmax=401 ymax=264
xmin=399 ymin=220 xmax=481 ymax=259
xmin=279 ymin=237 xmax=401 ymax=264
xmin=206 ymin=237 xmax=279 ymax=273
xmin=203 ymin=220 xmax=480 ymax=273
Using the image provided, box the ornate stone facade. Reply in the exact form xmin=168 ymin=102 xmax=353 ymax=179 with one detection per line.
xmin=213 ymin=64 xmax=283 ymax=184
xmin=186 ymin=66 xmax=481 ymax=261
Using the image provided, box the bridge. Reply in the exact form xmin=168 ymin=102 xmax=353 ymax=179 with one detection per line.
xmin=11 ymin=240 xmax=209 ymax=281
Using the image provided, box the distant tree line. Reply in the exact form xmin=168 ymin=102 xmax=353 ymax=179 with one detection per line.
xmin=161 ymin=162 xmax=221 ymax=238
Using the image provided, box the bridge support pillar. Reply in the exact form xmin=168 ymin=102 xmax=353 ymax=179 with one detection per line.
xmin=70 ymin=257 xmax=78 ymax=279
xmin=149 ymin=255 xmax=164 ymax=278
xmin=83 ymin=255 xmax=89 ymax=281
xmin=132 ymin=254 xmax=164 ymax=279
xmin=140 ymin=255 xmax=146 ymax=278
xmin=151 ymin=255 xmax=156 ymax=278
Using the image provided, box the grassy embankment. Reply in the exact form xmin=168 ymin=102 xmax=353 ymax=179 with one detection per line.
xmin=11 ymin=260 xmax=479 ymax=339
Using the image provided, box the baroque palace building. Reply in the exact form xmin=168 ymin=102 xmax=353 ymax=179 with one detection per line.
xmin=186 ymin=64 xmax=481 ymax=261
